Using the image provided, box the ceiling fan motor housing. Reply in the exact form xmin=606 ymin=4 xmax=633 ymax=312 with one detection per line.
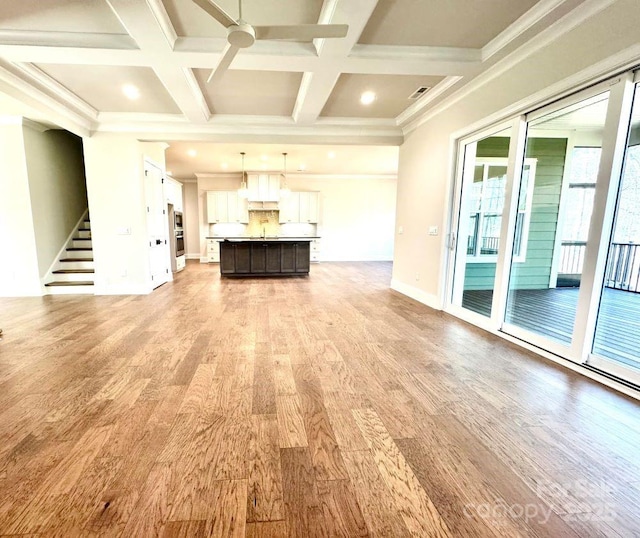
xmin=227 ymin=23 xmax=256 ymax=48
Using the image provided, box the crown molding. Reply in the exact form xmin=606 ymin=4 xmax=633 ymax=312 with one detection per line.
xmin=0 ymin=63 xmax=93 ymax=136
xmin=481 ymin=0 xmax=569 ymax=61
xmin=402 ymin=0 xmax=618 ymax=135
xmin=12 ymin=62 xmax=98 ymax=120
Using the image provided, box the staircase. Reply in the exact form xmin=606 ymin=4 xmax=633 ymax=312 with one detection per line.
xmin=44 ymin=216 xmax=95 ymax=295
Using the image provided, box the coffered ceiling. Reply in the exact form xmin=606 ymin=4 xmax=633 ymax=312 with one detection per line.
xmin=0 ymin=0 xmax=588 ymax=149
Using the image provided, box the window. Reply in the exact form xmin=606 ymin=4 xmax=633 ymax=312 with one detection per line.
xmin=466 ymin=158 xmax=536 ymax=262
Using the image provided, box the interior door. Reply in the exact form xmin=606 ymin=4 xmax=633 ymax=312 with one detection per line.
xmin=145 ymin=163 xmax=169 ymax=289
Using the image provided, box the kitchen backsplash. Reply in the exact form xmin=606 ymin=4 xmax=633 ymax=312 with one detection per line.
xmin=246 ymin=211 xmax=279 ymax=236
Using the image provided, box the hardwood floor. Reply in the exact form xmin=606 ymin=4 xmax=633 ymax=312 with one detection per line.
xmin=0 ymin=261 xmax=639 ymax=537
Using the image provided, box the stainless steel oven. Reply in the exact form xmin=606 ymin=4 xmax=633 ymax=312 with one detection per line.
xmin=175 ymin=230 xmax=184 ymax=257
xmin=174 ymin=211 xmax=183 ymax=229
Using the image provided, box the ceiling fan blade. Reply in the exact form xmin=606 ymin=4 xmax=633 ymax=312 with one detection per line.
xmin=254 ymin=24 xmax=349 ymax=41
xmin=207 ymin=43 xmax=240 ymax=84
xmin=192 ymin=0 xmax=237 ymax=28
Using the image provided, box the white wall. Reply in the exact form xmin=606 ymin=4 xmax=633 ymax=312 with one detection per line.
xmin=392 ymin=0 xmax=640 ymax=308
xmin=193 ymin=173 xmax=396 ymax=261
xmin=0 ymin=119 xmax=40 ymax=296
xmin=83 ymin=134 xmax=167 ymax=295
xmin=23 ymin=127 xmax=88 ymax=277
xmin=287 ymin=175 xmax=396 ymax=261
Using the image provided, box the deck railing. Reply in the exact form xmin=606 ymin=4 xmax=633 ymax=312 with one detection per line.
xmin=604 ymin=243 xmax=640 ymax=292
xmin=558 ymin=241 xmax=587 ymax=275
xmin=559 ymin=241 xmax=640 ymax=293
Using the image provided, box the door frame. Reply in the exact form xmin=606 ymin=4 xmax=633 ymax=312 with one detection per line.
xmin=144 ymin=158 xmax=171 ymax=290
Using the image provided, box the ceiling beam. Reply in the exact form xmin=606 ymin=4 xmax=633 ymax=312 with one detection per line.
xmin=0 ymin=38 xmax=480 ymax=76
xmin=292 ymin=0 xmax=380 ymax=125
xmin=105 ymin=0 xmax=209 ymax=123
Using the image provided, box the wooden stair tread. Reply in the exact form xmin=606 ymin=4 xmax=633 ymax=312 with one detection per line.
xmin=52 ymin=269 xmax=95 ymax=274
xmin=67 ymin=247 xmax=93 ymax=251
xmin=60 ymin=258 xmax=93 ymax=262
xmin=45 ymin=281 xmax=94 ymax=287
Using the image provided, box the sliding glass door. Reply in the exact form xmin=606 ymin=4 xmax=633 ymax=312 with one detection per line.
xmin=590 ymin=82 xmax=640 ymax=383
xmin=503 ymin=92 xmax=610 ymax=351
xmin=450 ymin=128 xmax=511 ymax=320
xmin=447 ymin=69 xmax=640 ymax=388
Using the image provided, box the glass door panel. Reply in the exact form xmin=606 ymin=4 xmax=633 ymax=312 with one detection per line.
xmin=451 ymin=130 xmax=511 ymax=317
xmin=504 ymin=92 xmax=610 ymax=345
xmin=592 ymin=84 xmax=640 ymax=373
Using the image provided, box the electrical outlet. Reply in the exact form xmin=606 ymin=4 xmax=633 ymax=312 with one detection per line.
xmin=398 ymin=226 xmax=404 ymax=234
xmin=428 ymin=226 xmax=439 ymax=236
xmin=415 ymin=271 xmax=420 ymax=281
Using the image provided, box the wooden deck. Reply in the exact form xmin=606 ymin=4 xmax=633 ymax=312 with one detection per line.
xmin=1 ymin=261 xmax=639 ymax=536
xmin=463 ymin=287 xmax=640 ymax=368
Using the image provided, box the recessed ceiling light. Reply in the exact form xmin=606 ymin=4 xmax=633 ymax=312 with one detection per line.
xmin=122 ymin=84 xmax=140 ymax=100
xmin=261 ymin=155 xmax=268 ymax=161
xmin=328 ymin=151 xmax=336 ymax=159
xmin=221 ymin=162 xmax=228 ymax=169
xmin=360 ymin=91 xmax=376 ymax=105
xmin=187 ymin=149 xmax=197 ymax=157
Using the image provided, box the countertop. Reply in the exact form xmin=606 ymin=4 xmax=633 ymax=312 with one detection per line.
xmin=207 ymin=236 xmax=320 ymax=241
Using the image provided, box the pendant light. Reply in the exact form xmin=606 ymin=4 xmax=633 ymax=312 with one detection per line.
xmin=280 ymin=152 xmax=290 ymax=198
xmin=238 ymin=152 xmax=248 ymax=199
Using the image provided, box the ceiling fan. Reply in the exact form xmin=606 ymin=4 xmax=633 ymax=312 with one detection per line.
xmin=192 ymin=0 xmax=349 ymax=84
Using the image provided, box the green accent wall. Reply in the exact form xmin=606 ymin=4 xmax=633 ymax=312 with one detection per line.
xmin=463 ymin=136 xmax=567 ymax=291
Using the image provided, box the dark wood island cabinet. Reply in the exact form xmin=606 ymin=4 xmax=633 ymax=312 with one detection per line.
xmin=220 ymin=240 xmax=311 ymax=276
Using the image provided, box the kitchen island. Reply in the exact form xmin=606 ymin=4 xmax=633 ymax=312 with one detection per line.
xmin=219 ymin=239 xmax=311 ymax=276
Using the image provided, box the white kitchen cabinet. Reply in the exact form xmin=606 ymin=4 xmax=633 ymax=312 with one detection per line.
xmin=299 ymin=192 xmax=319 ymax=223
xmin=311 ymin=239 xmax=321 ymax=263
xmin=248 ymin=173 xmax=281 ymax=202
xmin=165 ymin=177 xmax=183 ymax=213
xmin=206 ymin=191 xmax=249 ymax=223
xmin=279 ymin=192 xmax=299 ymax=223
xmin=280 ymin=191 xmax=319 ymax=223
xmin=207 ymin=239 xmax=220 ymax=262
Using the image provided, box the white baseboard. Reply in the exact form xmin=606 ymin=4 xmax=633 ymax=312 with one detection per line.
xmin=390 ymin=278 xmax=443 ymax=310
xmin=186 ymin=253 xmax=201 ymax=260
xmin=199 ymin=257 xmax=209 ymax=263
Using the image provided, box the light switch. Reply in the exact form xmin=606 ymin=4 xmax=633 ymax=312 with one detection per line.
xmin=117 ymin=227 xmax=131 ymax=235
xmin=398 ymin=226 xmax=404 ymax=234
xmin=428 ymin=226 xmax=439 ymax=236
